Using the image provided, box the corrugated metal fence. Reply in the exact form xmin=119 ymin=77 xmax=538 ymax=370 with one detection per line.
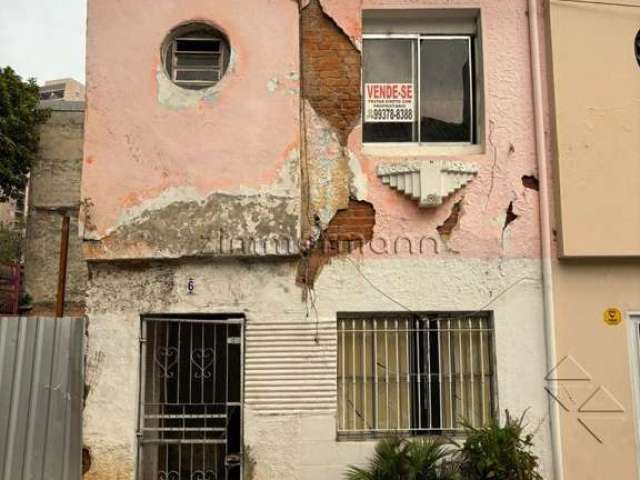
xmin=0 ymin=317 xmax=84 ymax=480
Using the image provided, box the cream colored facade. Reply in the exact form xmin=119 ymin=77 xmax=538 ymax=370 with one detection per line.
xmin=546 ymin=1 xmax=640 ymax=479
xmin=39 ymin=78 xmax=85 ymax=102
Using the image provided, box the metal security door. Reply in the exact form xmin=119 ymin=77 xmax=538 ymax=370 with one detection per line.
xmin=138 ymin=317 xmax=243 ymax=480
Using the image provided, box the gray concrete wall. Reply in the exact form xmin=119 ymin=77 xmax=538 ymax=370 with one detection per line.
xmin=23 ymin=105 xmax=87 ymax=315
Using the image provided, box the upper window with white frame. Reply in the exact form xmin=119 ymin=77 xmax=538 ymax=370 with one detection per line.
xmin=337 ymin=312 xmax=496 ymax=439
xmin=362 ymin=10 xmax=482 ymax=145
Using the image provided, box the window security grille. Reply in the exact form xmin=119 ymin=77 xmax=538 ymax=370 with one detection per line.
xmin=138 ymin=317 xmax=243 ymax=480
xmin=337 ymin=313 xmax=495 ymax=438
xmin=172 ymin=37 xmax=225 ymax=89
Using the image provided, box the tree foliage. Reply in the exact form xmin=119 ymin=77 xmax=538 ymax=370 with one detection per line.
xmin=0 ymin=220 xmax=23 ymax=263
xmin=0 ymin=67 xmax=49 ymax=201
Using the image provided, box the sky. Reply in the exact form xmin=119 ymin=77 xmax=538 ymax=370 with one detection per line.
xmin=0 ymin=0 xmax=87 ymax=85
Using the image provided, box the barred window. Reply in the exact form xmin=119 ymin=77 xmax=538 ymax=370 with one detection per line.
xmin=337 ymin=313 xmax=496 ymax=438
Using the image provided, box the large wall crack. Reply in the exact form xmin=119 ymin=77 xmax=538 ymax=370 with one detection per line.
xmin=297 ymin=200 xmax=375 ymax=289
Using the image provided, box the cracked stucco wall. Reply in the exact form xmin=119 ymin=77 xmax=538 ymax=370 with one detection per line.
xmin=82 ymin=0 xmax=301 ymax=260
xmin=81 ymin=0 xmax=555 ymax=479
xmin=300 ymin=0 xmax=542 ymax=264
xmin=24 ymin=108 xmax=88 ymax=315
xmin=83 ymin=256 xmax=552 ymax=480
xmin=84 ymin=0 xmax=541 ymax=264
xmin=300 ymin=0 xmax=364 ymax=245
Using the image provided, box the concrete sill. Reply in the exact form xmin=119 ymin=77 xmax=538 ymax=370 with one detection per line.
xmin=362 ymin=143 xmax=484 ymax=157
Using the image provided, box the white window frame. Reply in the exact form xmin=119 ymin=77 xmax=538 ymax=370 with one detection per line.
xmin=171 ymin=36 xmax=225 ymax=89
xmin=362 ymin=33 xmax=476 ymax=148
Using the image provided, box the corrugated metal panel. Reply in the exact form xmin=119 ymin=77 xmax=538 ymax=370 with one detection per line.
xmin=0 ymin=316 xmax=84 ymax=480
xmin=245 ymin=320 xmax=336 ymax=414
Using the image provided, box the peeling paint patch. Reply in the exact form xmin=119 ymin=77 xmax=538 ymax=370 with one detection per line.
xmin=522 ymin=174 xmax=540 ymax=191
xmin=266 ymin=73 xmax=300 ymax=95
xmin=155 ymin=48 xmax=236 ymax=110
xmin=85 ymin=192 xmax=300 ymax=260
xmin=347 ymin=150 xmax=368 ymax=201
xmin=303 ymin=101 xmax=351 ymax=228
xmin=317 ymin=0 xmax=362 ymax=50
xmin=267 ymin=77 xmax=280 ymax=92
xmin=83 ymin=141 xmax=300 ymax=259
xmin=114 ymin=186 xmax=205 ymax=230
xmin=79 ymin=198 xmax=98 ymax=240
xmin=437 ymin=199 xmax=463 ymax=241
xmin=156 ymin=68 xmax=214 ymax=110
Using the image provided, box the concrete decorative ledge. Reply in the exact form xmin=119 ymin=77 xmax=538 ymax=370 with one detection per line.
xmin=377 ymin=160 xmax=478 ymax=208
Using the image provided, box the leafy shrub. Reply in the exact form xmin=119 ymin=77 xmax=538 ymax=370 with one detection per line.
xmin=345 ymin=437 xmax=456 ymax=480
xmin=0 ymin=221 xmax=23 ymax=263
xmin=455 ymin=411 xmax=543 ymax=480
xmin=344 ymin=411 xmax=543 ymax=480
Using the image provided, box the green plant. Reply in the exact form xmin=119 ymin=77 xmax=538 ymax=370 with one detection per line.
xmin=455 ymin=411 xmax=543 ymax=480
xmin=345 ymin=437 xmax=455 ymax=480
xmin=0 ymin=67 xmax=49 ymax=202
xmin=0 ymin=221 xmax=23 ymax=263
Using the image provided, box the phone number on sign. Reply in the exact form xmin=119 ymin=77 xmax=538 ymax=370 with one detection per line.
xmin=367 ymin=108 xmax=413 ymax=121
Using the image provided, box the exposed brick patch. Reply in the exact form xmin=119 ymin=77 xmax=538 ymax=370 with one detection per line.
xmin=324 ymin=200 xmax=375 ymax=249
xmin=522 ymin=174 xmax=540 ymax=191
xmin=297 ymin=200 xmax=375 ymax=287
xmin=437 ymin=200 xmax=463 ymax=241
xmin=301 ymin=0 xmax=361 ymax=145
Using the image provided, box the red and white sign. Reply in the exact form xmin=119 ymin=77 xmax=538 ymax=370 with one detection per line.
xmin=364 ymin=83 xmax=415 ymax=123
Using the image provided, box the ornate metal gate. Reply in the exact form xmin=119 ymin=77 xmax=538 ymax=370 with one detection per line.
xmin=137 ymin=317 xmax=243 ymax=480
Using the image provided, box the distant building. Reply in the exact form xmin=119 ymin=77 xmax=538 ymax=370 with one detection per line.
xmin=22 ymin=99 xmax=87 ymax=316
xmin=0 ymin=78 xmax=85 ymax=228
xmin=39 ymin=78 xmax=85 ymax=103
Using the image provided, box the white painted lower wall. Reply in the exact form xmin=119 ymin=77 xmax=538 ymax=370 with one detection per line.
xmin=82 ymin=256 xmax=553 ymax=480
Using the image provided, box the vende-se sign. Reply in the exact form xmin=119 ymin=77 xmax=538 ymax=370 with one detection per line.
xmin=364 ymin=83 xmax=415 ymax=123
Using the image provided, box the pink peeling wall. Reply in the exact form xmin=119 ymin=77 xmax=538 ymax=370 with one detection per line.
xmin=83 ymin=0 xmax=541 ymax=262
xmin=82 ymin=0 xmax=300 ymax=257
xmin=334 ymin=0 xmax=541 ymax=261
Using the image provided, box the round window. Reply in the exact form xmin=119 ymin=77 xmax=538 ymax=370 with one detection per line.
xmin=163 ymin=23 xmax=230 ymax=90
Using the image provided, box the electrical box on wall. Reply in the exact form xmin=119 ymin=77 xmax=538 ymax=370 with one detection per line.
xmin=377 ymin=160 xmax=478 ymax=208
